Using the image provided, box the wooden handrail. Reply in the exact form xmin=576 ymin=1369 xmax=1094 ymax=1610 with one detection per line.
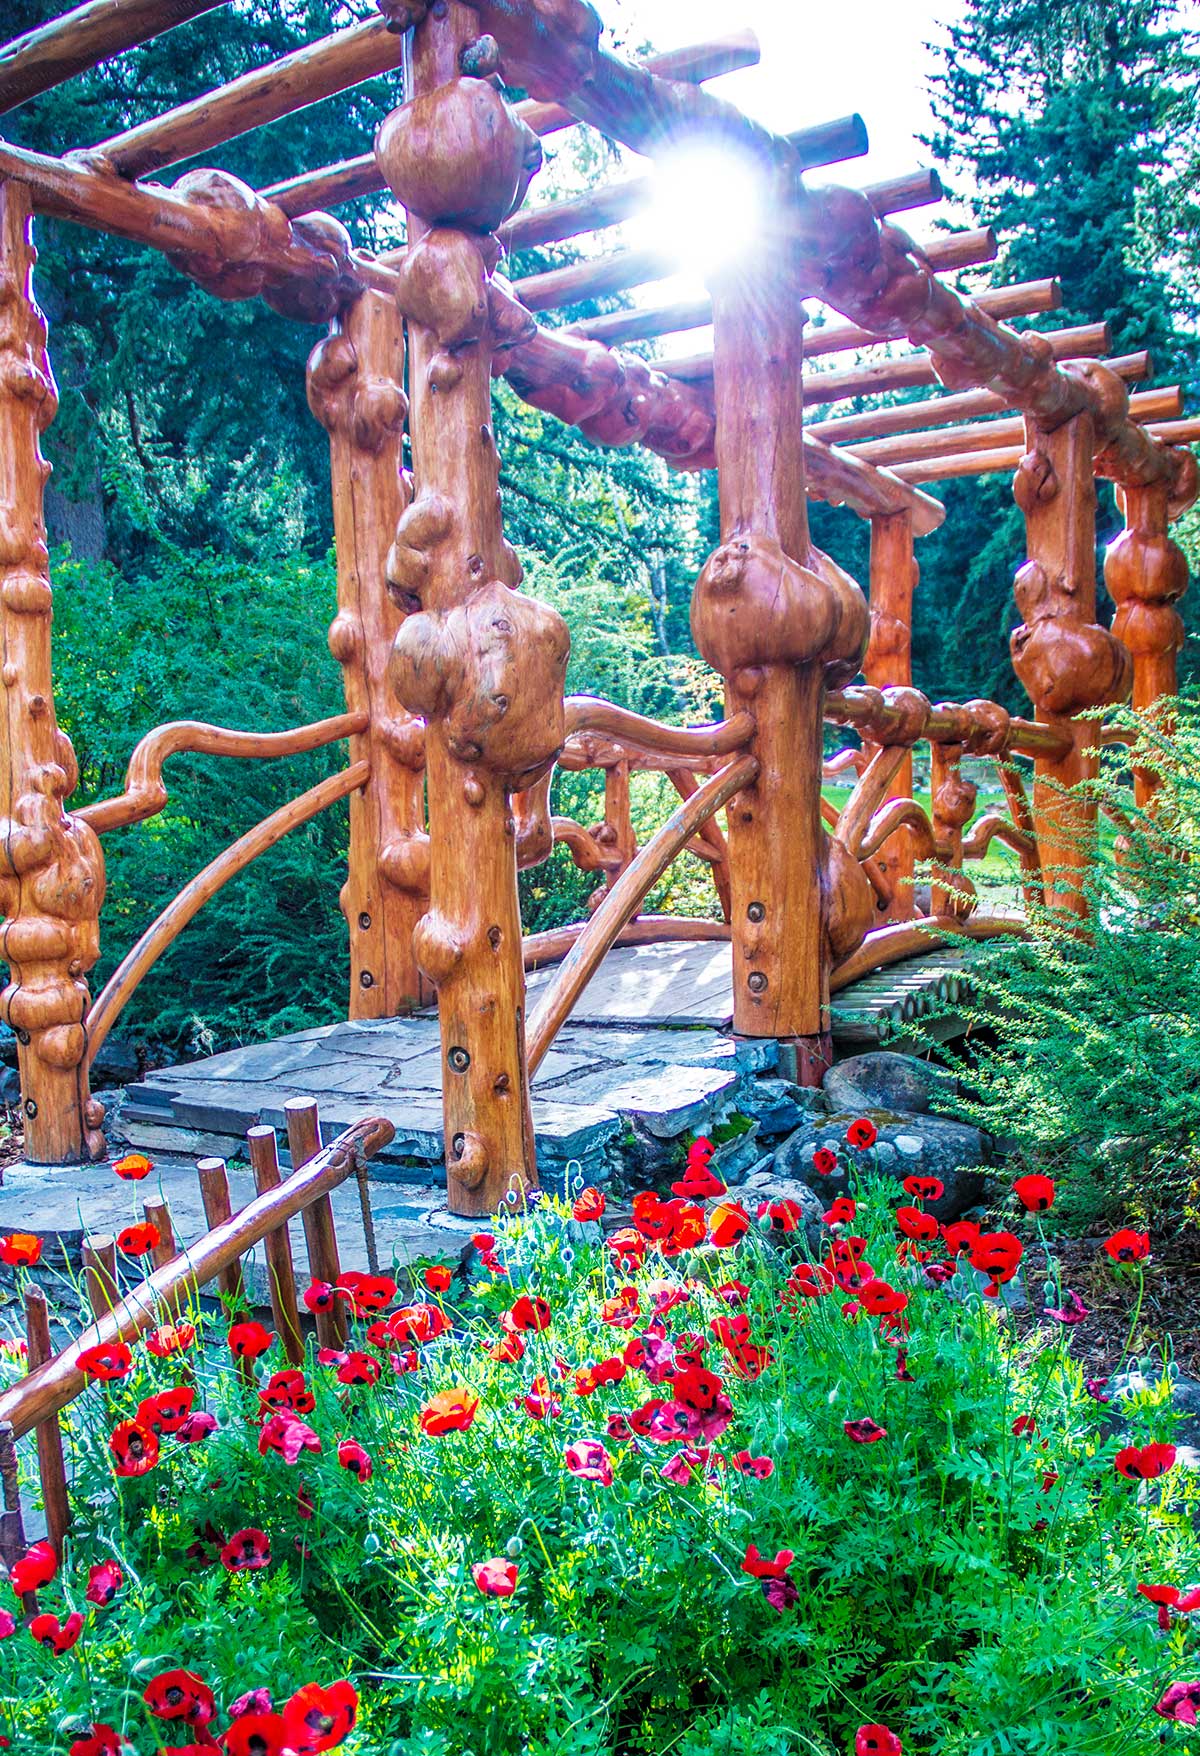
xmin=85 ymin=761 xmax=369 ymax=1063
xmin=0 ymin=0 xmax=226 ymax=113
xmin=523 ymin=916 xmax=729 ymax=969
xmin=562 ymin=699 xmax=756 ymax=760
xmin=829 ymin=912 xmax=1024 ymax=992
xmin=525 ymin=753 xmax=758 ymax=1075
xmin=0 ymin=1116 xmax=395 ymax=1443
xmin=79 ymin=711 xmax=367 ymax=834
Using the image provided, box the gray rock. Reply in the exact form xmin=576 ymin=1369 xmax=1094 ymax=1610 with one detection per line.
xmin=710 ymin=1121 xmax=762 ymax=1185
xmin=0 ymin=1022 xmax=16 ymax=1069
xmin=1108 ymin=1369 xmax=1200 ymax=1450
xmin=771 ymin=1111 xmax=989 ymax=1221
xmin=744 ymin=1076 xmax=828 ymax=1140
xmin=740 ymin=1170 xmax=825 ymax=1248
xmin=823 ymin=1050 xmax=955 ymax=1119
xmin=90 ymin=1035 xmax=140 ymax=1088
xmin=0 ymin=1065 xmax=21 ymax=1108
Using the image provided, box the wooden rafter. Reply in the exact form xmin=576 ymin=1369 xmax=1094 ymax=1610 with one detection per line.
xmin=891 ymin=417 xmax=1200 ymax=483
xmin=0 ymin=0 xmax=226 ymax=114
xmin=847 ymin=386 xmax=1182 ymax=470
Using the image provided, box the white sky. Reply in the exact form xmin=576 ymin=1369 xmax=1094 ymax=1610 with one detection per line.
xmin=596 ymin=0 xmax=968 ymax=188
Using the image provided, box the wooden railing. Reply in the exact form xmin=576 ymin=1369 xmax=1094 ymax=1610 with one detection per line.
xmin=0 ymin=1103 xmax=394 ymax=1569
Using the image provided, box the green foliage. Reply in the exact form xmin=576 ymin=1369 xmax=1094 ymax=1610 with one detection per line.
xmin=949 ymin=698 xmax=1200 ymax=1230
xmin=4 ymin=1176 xmax=1196 ymax=1754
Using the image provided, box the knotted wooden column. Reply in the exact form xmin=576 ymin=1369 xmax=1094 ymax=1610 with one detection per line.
xmin=376 ymin=5 xmax=568 ymax=1213
xmin=1010 ymin=411 xmax=1131 ymax=914
xmin=692 ymin=219 xmax=867 ymax=1081
xmin=307 ymin=290 xmax=429 ymax=1015
xmin=0 ymin=179 xmax=106 ymax=1162
xmin=1104 ymin=474 xmax=1193 ymax=806
xmin=864 ymin=509 xmax=918 ymax=917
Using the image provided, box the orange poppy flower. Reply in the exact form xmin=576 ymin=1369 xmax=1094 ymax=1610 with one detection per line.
xmin=418 ymin=1386 xmax=479 ymax=1435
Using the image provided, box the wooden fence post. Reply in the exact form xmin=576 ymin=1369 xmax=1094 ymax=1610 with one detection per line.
xmin=308 ymin=289 xmax=430 ymax=1016
xmin=691 ymin=211 xmax=867 ymax=1080
xmin=864 ymin=510 xmax=918 ymax=917
xmin=0 ymin=178 xmax=106 ymax=1162
xmin=1104 ymin=478 xmax=1190 ymax=805
xmin=1010 ymin=412 xmax=1132 ymax=914
xmin=375 ymin=4 xmax=569 ymax=1213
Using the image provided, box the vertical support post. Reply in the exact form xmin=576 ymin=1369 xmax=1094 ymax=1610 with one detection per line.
xmin=308 ymin=291 xmax=430 ymax=1015
xmin=82 ymin=1235 xmax=118 ymax=1319
xmin=1104 ymin=479 xmax=1190 ymax=806
xmin=247 ymin=1125 xmax=305 ymax=1365
xmin=929 ymin=740 xmax=976 ymax=917
xmin=196 ymin=1158 xmax=245 ymax=1311
xmin=284 ymin=1096 xmax=347 ymax=1349
xmin=0 ymin=179 xmax=106 ymax=1162
xmin=1010 ymin=413 xmax=1131 ymax=915
xmin=592 ymin=759 xmax=637 ymax=909
xmin=691 ymin=208 xmax=867 ymax=1081
xmin=376 ymin=5 xmax=569 ymax=1214
xmin=24 ymin=1287 xmax=69 ymax=1554
xmin=864 ymin=510 xmax=918 ymax=917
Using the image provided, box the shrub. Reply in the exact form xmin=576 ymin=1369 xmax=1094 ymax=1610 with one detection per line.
xmin=948 ymin=699 xmax=1200 ymax=1231
xmin=2 ymin=1145 xmax=1196 ymax=1754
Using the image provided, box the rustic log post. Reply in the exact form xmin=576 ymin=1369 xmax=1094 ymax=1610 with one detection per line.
xmin=691 ymin=203 xmax=868 ymax=1081
xmin=0 ymin=179 xmax=106 ymax=1163
xmin=195 ymin=1157 xmax=246 ymax=1311
xmin=864 ymin=510 xmax=918 ymax=918
xmin=82 ymin=1235 xmax=118 ymax=1319
xmin=23 ymin=1287 xmax=69 ymax=1554
xmin=246 ymin=1125 xmax=306 ymax=1365
xmin=1104 ymin=477 xmax=1192 ymax=806
xmin=307 ymin=291 xmax=430 ymax=1015
xmin=376 ymin=5 xmax=569 ymax=1214
xmin=590 ymin=759 xmax=637 ymax=910
xmin=1010 ymin=412 xmax=1132 ymax=914
xmin=284 ymin=1097 xmax=347 ymax=1350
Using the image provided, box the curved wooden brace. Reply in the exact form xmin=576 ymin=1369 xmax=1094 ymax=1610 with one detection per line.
xmin=996 ymin=761 xmax=1044 ymax=910
xmin=0 ymin=1113 xmax=394 ymax=1443
xmin=79 ymin=712 xmax=368 ymax=835
xmin=820 ymin=797 xmax=892 ymax=910
xmin=861 ymin=797 xmax=938 ymax=863
xmin=667 ymin=766 xmax=732 ymax=920
xmin=833 ymin=743 xmax=909 ymax=858
xmin=829 ymin=911 xmax=1026 ymax=992
xmin=523 ymin=914 xmax=730 ymax=970
xmin=85 ymin=762 xmax=369 ymax=1064
xmin=525 ymin=753 xmax=758 ymax=1075
xmin=962 ymin=812 xmax=1037 ymax=861
xmin=823 ymin=747 xmax=865 ymax=781
xmin=563 ymin=697 xmax=755 ymax=760
xmin=549 ymin=816 xmax=622 ymax=874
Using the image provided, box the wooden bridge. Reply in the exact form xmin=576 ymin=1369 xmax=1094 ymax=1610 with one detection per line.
xmin=0 ymin=0 xmax=1196 ymax=1213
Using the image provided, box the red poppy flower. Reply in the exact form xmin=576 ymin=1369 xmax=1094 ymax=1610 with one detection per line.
xmin=230 ymin=1688 xmax=274 ymax=1719
xmin=177 ymin=1410 xmax=218 ymax=1443
xmin=29 ymin=1610 xmax=84 ymax=1654
xmin=337 ymin=1438 xmax=373 ymax=1480
xmin=823 ymin=1197 xmax=856 ymax=1227
xmin=517 ymin=1375 xmax=562 ymax=1420
xmin=856 ymin=1727 xmax=902 ymax=1756
xmin=259 ymin=1412 xmax=322 ymax=1464
xmin=487 ymin=1331 xmax=526 ymax=1363
xmin=844 ymin=1417 xmax=887 ymax=1444
xmin=671 ymin=1161 xmax=726 ymax=1200
xmin=1155 ymin=1681 xmax=1200 ymax=1725
xmin=143 ymin=1670 xmax=216 ymax=1726
xmin=116 ymin=1222 xmax=160 ymax=1257
xmin=709 ymin=1201 xmax=750 ymax=1249
xmin=1013 ymin=1173 xmax=1055 ymax=1211
xmin=336 ymin=1350 xmax=381 ymax=1386
xmin=472 ymin=1557 xmax=518 ymax=1597
xmin=1115 ymin=1441 xmax=1176 ymax=1481
xmin=110 ymin=1419 xmax=159 ymax=1476
xmin=221 ymin=1713 xmax=287 ymax=1755
xmin=303 ymin=1280 xmax=341 ymax=1314
xmin=0 ymin=1609 xmax=14 ymax=1638
xmin=757 ymin=1197 xmax=806 ymax=1233
xmin=1138 ymin=1583 xmax=1182 ymax=1630
xmin=941 ymin=1219 xmax=979 ymax=1255
xmin=422 ymin=1264 xmax=452 ymax=1294
xmin=0 ymin=1232 xmax=41 ymax=1268
xmin=607 ymin=1227 xmax=647 ymax=1267
xmin=146 ymin=1321 xmax=195 ymax=1357
xmin=506 ymin=1294 xmax=552 ymax=1333
xmin=599 ymin=1287 xmax=641 ymax=1329
xmin=281 ymin=1681 xmax=358 ymax=1753
xmin=671 ymin=1365 xmax=724 ymax=1414
xmin=893 ymin=1205 xmax=938 ymax=1242
xmin=857 ymin=1281 xmax=909 ymax=1318
xmin=1104 ymin=1228 xmax=1150 ymax=1264
xmin=741 ymin=1544 xmax=794 ymax=1579
xmin=846 ymin=1117 xmax=877 ymax=1149
xmin=969 ymin=1230 xmax=1024 ymax=1295
xmin=389 ymin=1302 xmax=450 ymax=1346
xmin=572 ymin=1186 xmax=607 ymax=1222
xmin=901 ymin=1175 xmax=944 ymax=1202
xmin=564 ymin=1438 xmax=613 ymax=1484
xmin=672 ymin=1330 xmax=709 ymax=1367
xmin=221 ymin=1528 xmax=271 ymax=1572
xmin=660 ymin=1203 xmax=706 ymax=1257
xmin=730 ymin=1449 xmax=774 ymax=1478
xmin=472 ymin=1232 xmax=495 ymax=1251
xmin=112 ymin=1152 xmax=153 ymax=1181
xmin=137 ymin=1386 xmax=195 ymax=1434
xmin=336 ymin=1270 xmax=397 ymax=1315
xmin=419 ymin=1386 xmax=479 ymax=1435
xmin=9 ymin=1539 xmax=56 ymax=1596
xmin=812 ymin=1147 xmax=838 ymax=1176
xmin=78 ymin=1341 xmax=133 ymax=1381
xmin=574 ymin=1357 xmax=626 ymax=1396
xmin=69 ymin=1727 xmax=126 ymax=1756
xmin=726 ymin=1339 xmax=773 ymax=1380
xmin=85 ymin=1559 xmax=123 ymax=1607
xmin=228 ymin=1321 xmax=273 ymax=1360
xmin=785 ymin=1263 xmax=834 ymax=1301
xmin=259 ymin=1369 xmax=315 ymax=1415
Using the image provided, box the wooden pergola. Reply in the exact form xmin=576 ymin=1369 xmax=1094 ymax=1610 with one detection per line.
xmin=0 ymin=0 xmax=1196 ymax=1213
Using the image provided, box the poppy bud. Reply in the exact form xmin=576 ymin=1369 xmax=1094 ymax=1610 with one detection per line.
xmin=505 ymin=1536 xmax=523 ymax=1557
xmin=364 ymin=1533 xmax=380 ymax=1555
